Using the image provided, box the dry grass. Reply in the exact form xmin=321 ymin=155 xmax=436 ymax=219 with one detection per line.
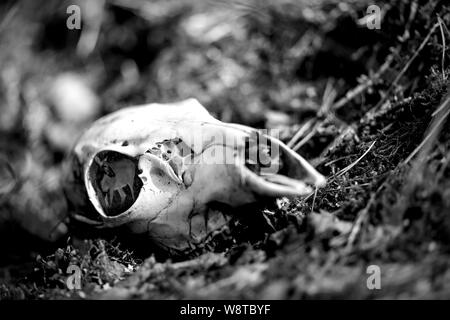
xmin=0 ymin=0 xmax=450 ymax=299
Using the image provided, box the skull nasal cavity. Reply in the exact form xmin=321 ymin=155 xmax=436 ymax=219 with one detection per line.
xmin=90 ymin=150 xmax=143 ymax=217
xmin=244 ymin=137 xmax=277 ymax=174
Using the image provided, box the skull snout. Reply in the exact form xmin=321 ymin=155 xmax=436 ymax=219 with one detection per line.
xmin=238 ymin=132 xmax=326 ymax=197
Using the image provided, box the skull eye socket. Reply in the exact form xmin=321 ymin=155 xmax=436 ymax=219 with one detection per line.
xmin=89 ymin=151 xmax=143 ymax=217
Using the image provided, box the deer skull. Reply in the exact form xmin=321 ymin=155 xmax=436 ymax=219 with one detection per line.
xmin=64 ymin=99 xmax=326 ymax=252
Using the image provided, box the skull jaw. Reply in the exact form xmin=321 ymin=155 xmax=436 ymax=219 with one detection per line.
xmin=90 ymin=157 xmax=324 ymax=252
xmin=116 ymin=163 xmax=252 ymax=252
xmin=123 ymin=195 xmax=231 ymax=252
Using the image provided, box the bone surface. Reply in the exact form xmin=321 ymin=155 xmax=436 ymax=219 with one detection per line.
xmin=64 ymin=98 xmax=326 ymax=252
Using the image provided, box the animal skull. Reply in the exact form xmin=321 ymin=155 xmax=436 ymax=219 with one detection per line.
xmin=64 ymin=98 xmax=326 ymax=252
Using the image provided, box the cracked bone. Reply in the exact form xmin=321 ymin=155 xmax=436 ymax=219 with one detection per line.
xmin=64 ymin=98 xmax=326 ymax=252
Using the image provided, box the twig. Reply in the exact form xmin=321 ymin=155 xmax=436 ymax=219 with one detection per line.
xmin=0 ymin=3 xmax=19 ymax=32
xmin=324 ymin=154 xmax=354 ymax=167
xmin=346 ymin=95 xmax=450 ymax=250
xmin=398 ymin=0 xmax=418 ymax=43
xmin=169 ymin=252 xmax=226 ymax=270
xmin=437 ymin=16 xmax=447 ymax=80
xmin=311 ymin=187 xmax=318 ymax=213
xmin=393 ymin=22 xmax=439 ymax=87
xmin=319 ymin=78 xmax=337 ymax=116
xmin=77 ymin=0 xmax=105 ymax=57
xmin=372 ymin=22 xmax=440 ymax=112
xmin=335 ymin=140 xmax=377 ymax=177
xmin=404 ymin=94 xmax=450 ymax=165
xmin=292 ymin=122 xmax=320 ymax=152
xmin=288 ymin=79 xmax=337 ymax=150
xmin=345 ymin=192 xmax=376 ymax=251
xmin=331 ymin=0 xmax=417 ymax=113
xmin=332 ymin=53 xmax=395 ymax=111
xmin=286 ymin=119 xmax=314 ymax=148
xmin=344 ymin=170 xmax=392 ymax=251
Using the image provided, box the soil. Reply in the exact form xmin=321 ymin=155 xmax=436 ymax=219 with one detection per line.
xmin=1 ymin=0 xmax=450 ymax=299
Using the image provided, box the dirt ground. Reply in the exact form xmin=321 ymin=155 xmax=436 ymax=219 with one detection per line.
xmin=1 ymin=0 xmax=450 ymax=299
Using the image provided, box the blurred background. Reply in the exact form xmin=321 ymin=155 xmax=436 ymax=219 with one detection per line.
xmin=0 ymin=0 xmax=384 ymax=252
xmin=1 ymin=0 xmax=449 ymax=299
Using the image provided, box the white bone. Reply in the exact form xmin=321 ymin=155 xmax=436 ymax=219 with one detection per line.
xmin=66 ymin=98 xmax=326 ymax=251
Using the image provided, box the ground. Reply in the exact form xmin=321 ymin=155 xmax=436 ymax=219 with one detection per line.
xmin=0 ymin=0 xmax=450 ymax=299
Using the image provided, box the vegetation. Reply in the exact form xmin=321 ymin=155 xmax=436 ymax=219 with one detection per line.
xmin=1 ymin=0 xmax=449 ymax=299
